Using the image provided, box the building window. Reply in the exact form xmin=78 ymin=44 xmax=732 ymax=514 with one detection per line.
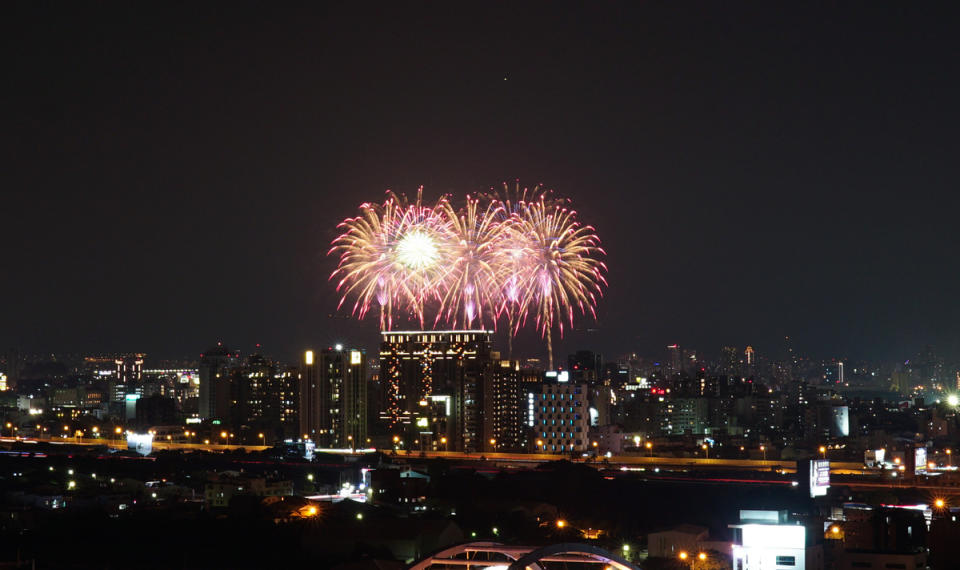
xmin=775 ymin=556 xmax=796 ymax=566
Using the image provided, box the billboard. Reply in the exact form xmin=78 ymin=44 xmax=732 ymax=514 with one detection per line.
xmin=915 ymin=447 xmax=928 ymax=474
xmin=127 ymin=432 xmax=153 ymax=456
xmin=809 ymin=459 xmax=830 ymax=497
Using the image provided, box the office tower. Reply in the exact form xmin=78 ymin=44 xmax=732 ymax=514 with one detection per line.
xmin=379 ymin=330 xmax=493 ymax=452
xmin=198 ymin=343 xmax=239 ymax=421
xmin=300 ymin=346 xmax=367 ymax=448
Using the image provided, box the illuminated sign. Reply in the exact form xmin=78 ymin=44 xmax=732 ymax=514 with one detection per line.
xmin=557 ymin=371 xmax=569 ymax=383
xmin=126 ymin=432 xmax=153 ymax=456
xmin=416 ymin=417 xmax=429 ymax=428
xmin=305 ymin=350 xmax=314 ymax=365
xmin=351 ymin=350 xmax=362 ymax=365
xmin=124 ymin=394 xmax=140 ymax=402
xmin=915 ymin=447 xmax=928 ymax=474
xmin=809 ymin=459 xmax=830 ymax=497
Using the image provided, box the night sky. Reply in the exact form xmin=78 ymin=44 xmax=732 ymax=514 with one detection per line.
xmin=4 ymin=3 xmax=960 ymax=363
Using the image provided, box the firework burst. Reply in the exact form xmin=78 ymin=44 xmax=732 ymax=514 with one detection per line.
xmin=435 ymin=195 xmax=509 ymax=330
xmin=329 ymin=188 xmax=449 ymax=330
xmin=510 ymin=197 xmax=607 ymax=368
xmin=330 ymin=184 xmax=607 ymax=367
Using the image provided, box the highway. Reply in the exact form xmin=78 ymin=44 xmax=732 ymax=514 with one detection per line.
xmin=5 ymin=436 xmax=866 ymax=473
xmin=6 ymin=436 xmax=958 ymax=492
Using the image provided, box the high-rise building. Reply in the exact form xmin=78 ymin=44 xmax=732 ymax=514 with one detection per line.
xmin=532 ymin=381 xmax=589 ymax=454
xmin=568 ymin=350 xmax=602 ymax=385
xmin=667 ymin=344 xmax=681 ymax=377
xmin=379 ymin=330 xmax=494 ymax=452
xmin=198 ymin=343 xmax=239 ymax=421
xmin=721 ymin=346 xmax=741 ymax=378
xmin=487 ymin=355 xmax=527 ymax=452
xmin=300 ymin=346 xmax=367 ymax=448
xmin=231 ymin=353 xmax=299 ymax=441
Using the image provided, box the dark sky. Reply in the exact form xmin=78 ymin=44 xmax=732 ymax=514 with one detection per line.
xmin=4 ymin=2 xmax=960 ymax=363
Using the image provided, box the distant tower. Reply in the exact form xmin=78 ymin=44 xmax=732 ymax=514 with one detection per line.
xmin=838 ymin=361 xmax=845 ymax=384
xmin=744 ymin=346 xmax=756 ymax=378
xmin=198 ymin=343 xmax=239 ymax=421
xmin=721 ymin=346 xmax=740 ymax=377
xmin=667 ymin=344 xmax=681 ymax=377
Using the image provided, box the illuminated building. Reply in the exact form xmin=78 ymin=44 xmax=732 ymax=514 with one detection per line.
xmin=300 ymin=346 xmax=367 ymax=447
xmin=730 ymin=510 xmax=823 ymax=570
xmin=379 ymin=330 xmax=493 ymax=452
xmin=532 ymin=381 xmax=590 ymax=454
xmin=486 ymin=355 xmax=527 ymax=452
xmin=234 ymin=353 xmax=299 ymax=441
xmin=198 ymin=343 xmax=239 ymax=421
xmin=115 ymin=354 xmax=144 ymax=385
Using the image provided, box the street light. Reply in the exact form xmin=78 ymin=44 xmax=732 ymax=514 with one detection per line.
xmin=819 ymin=445 xmax=827 ymax=458
xmin=556 ymin=519 xmax=567 ymax=529
xmin=678 ymin=551 xmax=688 ymax=561
xmin=258 ymin=432 xmax=265 ymax=446
xmin=948 ymin=449 xmax=952 ymax=467
xmin=702 ymin=443 xmax=709 ymax=459
xmin=760 ymin=445 xmax=767 ymax=461
xmin=645 ymin=441 xmax=653 ymax=457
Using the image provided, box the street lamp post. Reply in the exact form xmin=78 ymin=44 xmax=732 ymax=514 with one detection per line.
xmin=820 ymin=445 xmax=827 ymax=459
xmin=646 ymin=441 xmax=653 ymax=457
xmin=760 ymin=445 xmax=767 ymax=461
xmin=702 ymin=443 xmax=709 ymax=459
